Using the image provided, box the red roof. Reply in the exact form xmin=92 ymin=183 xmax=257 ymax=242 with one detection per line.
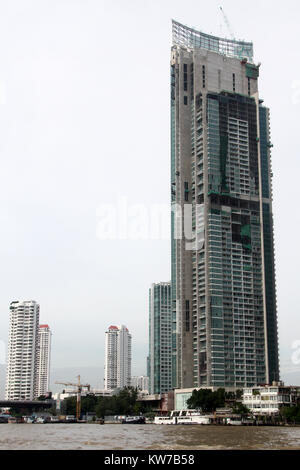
xmin=39 ymin=324 xmax=49 ymax=328
xmin=108 ymin=325 xmax=118 ymax=330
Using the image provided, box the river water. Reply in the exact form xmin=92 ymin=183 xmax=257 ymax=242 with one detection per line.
xmin=0 ymin=424 xmax=300 ymax=450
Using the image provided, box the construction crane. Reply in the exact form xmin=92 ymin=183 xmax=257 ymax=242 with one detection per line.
xmin=55 ymin=375 xmax=91 ymax=421
xmin=219 ymin=6 xmax=235 ymax=40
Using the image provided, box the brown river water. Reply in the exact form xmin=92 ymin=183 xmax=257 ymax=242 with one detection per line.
xmin=0 ymin=424 xmax=300 ymax=450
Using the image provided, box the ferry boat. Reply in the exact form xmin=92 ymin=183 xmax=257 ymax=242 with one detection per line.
xmin=154 ymin=410 xmax=212 ymax=425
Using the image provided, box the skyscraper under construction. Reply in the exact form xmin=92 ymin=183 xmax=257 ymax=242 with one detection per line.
xmin=170 ymin=20 xmax=279 ymax=390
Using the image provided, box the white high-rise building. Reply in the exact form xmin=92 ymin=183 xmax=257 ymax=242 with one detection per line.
xmin=5 ymin=300 xmax=40 ymax=400
xmin=35 ymin=324 xmax=52 ymax=398
xmin=104 ymin=325 xmax=132 ymax=390
xmin=131 ymin=376 xmax=149 ymax=393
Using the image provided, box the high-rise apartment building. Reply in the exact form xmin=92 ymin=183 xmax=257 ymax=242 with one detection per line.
xmin=35 ymin=324 xmax=52 ymax=398
xmin=104 ymin=325 xmax=132 ymax=390
xmin=5 ymin=300 xmax=40 ymax=400
xmin=170 ymin=20 xmax=279 ymax=390
xmin=149 ymin=282 xmax=172 ymax=394
xmin=131 ymin=376 xmax=149 ymax=392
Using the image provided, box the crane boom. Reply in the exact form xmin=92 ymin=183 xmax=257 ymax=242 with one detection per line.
xmin=219 ymin=6 xmax=235 ymax=40
xmin=55 ymin=375 xmax=91 ymax=421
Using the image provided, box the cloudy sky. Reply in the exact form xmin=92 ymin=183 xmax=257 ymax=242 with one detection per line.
xmin=0 ymin=0 xmax=299 ymax=393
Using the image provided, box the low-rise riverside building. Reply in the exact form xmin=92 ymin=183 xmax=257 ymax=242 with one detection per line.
xmin=242 ymin=382 xmax=300 ymax=415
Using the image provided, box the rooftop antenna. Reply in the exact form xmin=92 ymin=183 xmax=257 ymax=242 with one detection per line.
xmin=219 ymin=6 xmax=235 ymax=41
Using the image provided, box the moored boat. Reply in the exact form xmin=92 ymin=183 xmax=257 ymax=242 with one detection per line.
xmin=8 ymin=417 xmax=23 ymax=424
xmin=225 ymin=417 xmax=242 ymax=425
xmin=121 ymin=416 xmax=146 ymax=424
xmin=154 ymin=410 xmax=212 ymax=425
xmin=23 ymin=416 xmax=35 ymax=424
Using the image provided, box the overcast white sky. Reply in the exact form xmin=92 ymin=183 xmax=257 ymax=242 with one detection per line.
xmin=0 ymin=0 xmax=299 ymax=392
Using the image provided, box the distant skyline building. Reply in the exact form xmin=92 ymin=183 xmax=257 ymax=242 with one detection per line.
xmin=5 ymin=300 xmax=40 ymax=400
xmin=131 ymin=376 xmax=149 ymax=392
xmin=170 ymin=20 xmax=279 ymax=390
xmin=35 ymin=324 xmax=52 ymax=398
xmin=104 ymin=325 xmax=132 ymax=390
xmin=149 ymin=282 xmax=172 ymax=395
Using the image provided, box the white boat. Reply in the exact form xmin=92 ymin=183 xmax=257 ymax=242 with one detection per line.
xmin=36 ymin=417 xmax=46 ymax=424
xmin=154 ymin=415 xmax=174 ymax=425
xmin=154 ymin=410 xmax=212 ymax=425
xmin=50 ymin=417 xmax=60 ymax=423
xmin=23 ymin=416 xmax=35 ymax=424
xmin=225 ymin=416 xmax=242 ymax=426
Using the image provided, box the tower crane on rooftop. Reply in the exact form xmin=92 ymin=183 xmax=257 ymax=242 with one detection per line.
xmin=55 ymin=375 xmax=91 ymax=421
xmin=219 ymin=6 xmax=236 ymax=41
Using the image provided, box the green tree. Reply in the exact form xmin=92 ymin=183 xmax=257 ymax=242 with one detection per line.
xmin=225 ymin=391 xmax=235 ymax=401
xmin=187 ymin=388 xmax=225 ymax=412
xmin=36 ymin=395 xmax=47 ymax=401
xmin=81 ymin=394 xmax=99 ymax=414
xmin=62 ymin=387 xmax=140 ymax=419
xmin=280 ymin=405 xmax=300 ymax=424
xmin=64 ymin=396 xmax=77 ymax=415
xmin=95 ymin=388 xmax=139 ymax=418
xmin=232 ymin=403 xmax=251 ymax=416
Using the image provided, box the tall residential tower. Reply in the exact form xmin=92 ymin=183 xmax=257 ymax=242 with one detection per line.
xmin=170 ymin=20 xmax=279 ymax=390
xmin=35 ymin=324 xmax=52 ymax=397
xmin=149 ymin=282 xmax=172 ymax=394
xmin=104 ymin=325 xmax=132 ymax=390
xmin=5 ymin=300 xmax=40 ymax=400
